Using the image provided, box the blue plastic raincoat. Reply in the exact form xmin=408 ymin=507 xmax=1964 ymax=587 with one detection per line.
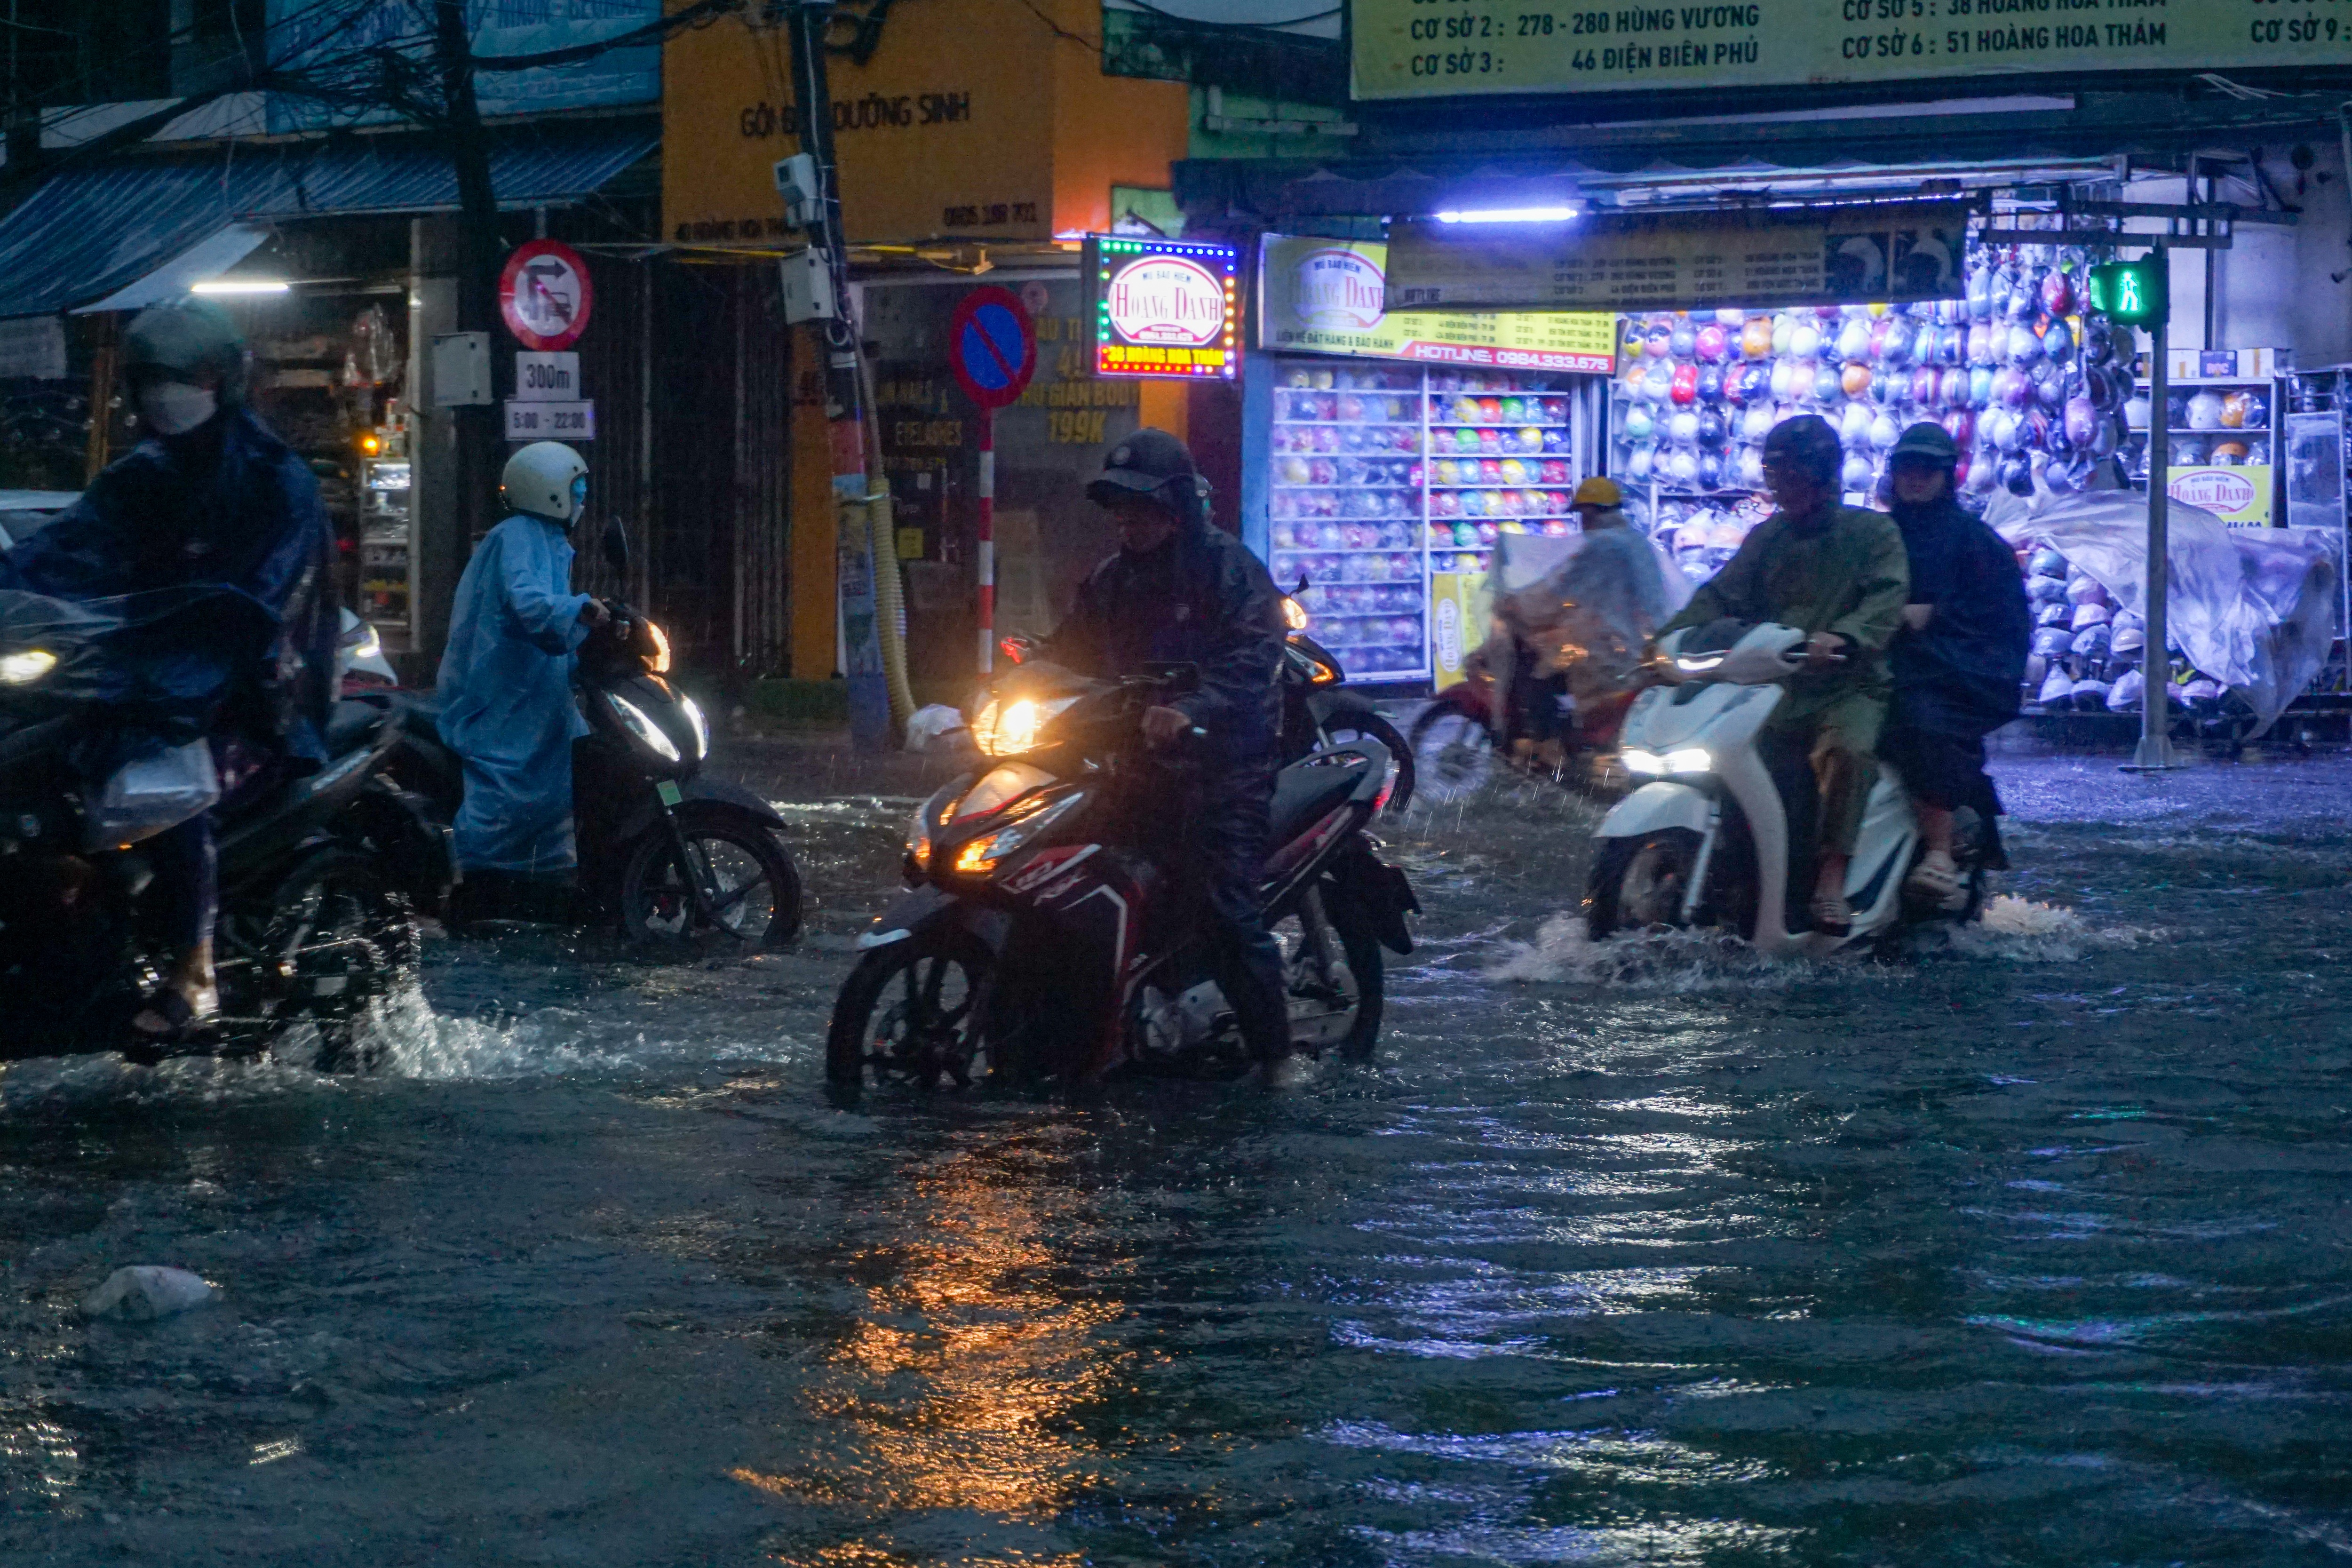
xmin=436 ymin=513 xmax=593 ymax=876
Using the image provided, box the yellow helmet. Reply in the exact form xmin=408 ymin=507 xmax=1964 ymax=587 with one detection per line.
xmin=1572 ymin=476 xmax=1623 ymax=508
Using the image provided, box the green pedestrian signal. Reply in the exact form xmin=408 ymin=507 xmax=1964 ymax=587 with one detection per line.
xmin=2087 ymin=258 xmax=2167 ymax=326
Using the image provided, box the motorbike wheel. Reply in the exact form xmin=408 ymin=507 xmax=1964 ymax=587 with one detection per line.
xmin=826 ymin=930 xmax=994 ymax=1094
xmin=620 ymin=805 xmax=804 ymax=954
xmin=1318 ymin=712 xmax=1416 ymax=814
xmin=1274 ymin=883 xmax=1385 ymax=1060
xmin=1586 ymin=828 xmax=1704 ymax=940
xmin=236 ymin=848 xmax=416 ymax=1073
xmin=1408 ymin=702 xmax=1496 ymax=802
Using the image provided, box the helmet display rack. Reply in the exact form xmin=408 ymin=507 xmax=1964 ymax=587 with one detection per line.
xmin=1266 ymin=357 xmax=1589 ymax=685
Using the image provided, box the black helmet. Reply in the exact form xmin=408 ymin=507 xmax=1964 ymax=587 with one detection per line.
xmin=1761 ymin=414 xmax=1841 ymax=486
xmin=122 ymin=300 xmax=249 ymax=405
xmin=1087 ymin=427 xmax=1205 ymax=511
xmin=1887 ymin=421 xmax=1959 ymax=468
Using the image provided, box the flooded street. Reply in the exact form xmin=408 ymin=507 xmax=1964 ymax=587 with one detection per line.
xmin=5 ymin=739 xmax=2351 ymax=1566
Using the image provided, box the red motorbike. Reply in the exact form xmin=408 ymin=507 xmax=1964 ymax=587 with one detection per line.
xmin=825 ymin=661 xmax=1419 ymax=1093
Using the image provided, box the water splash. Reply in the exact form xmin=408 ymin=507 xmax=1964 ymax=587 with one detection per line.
xmin=1482 ymin=914 xmax=1803 ymax=991
xmin=1953 ymin=894 xmax=2170 ymax=963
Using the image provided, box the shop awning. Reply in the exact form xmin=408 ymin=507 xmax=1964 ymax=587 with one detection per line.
xmin=0 ymin=126 xmax=657 ymax=319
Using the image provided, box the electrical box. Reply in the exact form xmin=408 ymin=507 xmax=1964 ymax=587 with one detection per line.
xmin=779 ymin=248 xmax=839 ymax=325
xmin=773 ymin=153 xmax=821 ymax=229
xmin=429 ymin=331 xmax=492 ymax=407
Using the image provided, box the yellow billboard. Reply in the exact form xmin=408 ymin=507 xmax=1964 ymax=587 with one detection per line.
xmin=1259 ymin=235 xmax=1615 ymax=374
xmin=661 ymin=0 xmax=1185 ymax=248
xmin=1353 ymin=1 xmax=2348 ymax=101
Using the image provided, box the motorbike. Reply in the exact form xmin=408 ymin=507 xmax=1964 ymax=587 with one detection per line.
xmin=825 ymin=658 xmax=1421 ymax=1093
xmin=1584 ymin=621 xmax=1990 ymax=953
xmin=1408 ymin=632 xmax=1637 ymax=801
xmin=357 ymin=520 xmax=802 ymax=950
xmin=1278 ymin=589 xmax=1415 ymax=812
xmin=0 ymin=585 xmax=446 ymax=1066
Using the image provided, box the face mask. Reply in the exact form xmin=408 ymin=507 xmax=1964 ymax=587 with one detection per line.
xmin=139 ymin=381 xmax=217 ymax=436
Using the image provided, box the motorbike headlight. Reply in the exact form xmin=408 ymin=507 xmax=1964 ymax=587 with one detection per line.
xmin=1674 ymin=653 xmax=1724 ymax=675
xmin=1622 ymin=746 xmax=1712 ymax=775
xmin=643 ymin=620 xmax=672 ymax=675
xmin=678 ymin=692 xmax=710 ymax=759
xmin=1282 ymin=596 xmax=1310 ymax=632
xmin=971 ymin=693 xmax=1079 ymax=756
xmin=0 ymin=649 xmax=56 ymax=685
xmin=950 ymin=790 xmax=1085 ymax=875
xmin=906 ymin=803 xmax=934 ymax=871
xmin=608 ymin=692 xmax=680 ymax=762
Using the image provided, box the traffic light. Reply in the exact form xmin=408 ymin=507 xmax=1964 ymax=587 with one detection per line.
xmin=2087 ymin=257 xmax=2167 ymax=326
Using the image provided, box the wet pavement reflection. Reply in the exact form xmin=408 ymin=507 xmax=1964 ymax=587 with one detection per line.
xmin=3 ymin=736 xmax=2350 ymax=1564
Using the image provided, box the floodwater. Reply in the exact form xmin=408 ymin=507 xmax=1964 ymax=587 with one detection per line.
xmin=5 ymin=737 xmax=2352 ymax=1565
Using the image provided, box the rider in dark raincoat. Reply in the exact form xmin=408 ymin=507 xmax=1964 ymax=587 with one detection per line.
xmin=1878 ymin=422 xmax=2031 ymax=905
xmin=1042 ymin=429 xmax=1295 ymax=1085
xmin=1 ymin=300 xmax=333 ymax=1037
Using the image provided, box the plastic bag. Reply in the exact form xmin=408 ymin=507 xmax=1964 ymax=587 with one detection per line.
xmin=84 ymin=738 xmax=218 ymax=850
xmin=1981 ymin=487 xmax=2340 ymax=732
xmin=902 ymin=703 xmax=970 ymax=754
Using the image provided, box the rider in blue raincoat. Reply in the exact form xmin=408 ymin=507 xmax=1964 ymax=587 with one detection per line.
xmin=436 ymin=442 xmax=608 ymax=910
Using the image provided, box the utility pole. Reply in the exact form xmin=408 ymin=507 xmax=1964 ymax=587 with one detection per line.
xmin=2091 ymin=247 xmax=2180 ymax=773
xmin=433 ymin=0 xmax=502 ymax=547
xmin=783 ymin=0 xmax=894 ymax=750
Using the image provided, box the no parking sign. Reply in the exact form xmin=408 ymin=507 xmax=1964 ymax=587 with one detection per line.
xmin=948 ymin=287 xmax=1035 ymax=410
xmin=946 ymin=287 xmax=1035 ymax=675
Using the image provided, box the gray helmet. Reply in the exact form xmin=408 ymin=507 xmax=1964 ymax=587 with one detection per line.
xmin=122 ymin=300 xmax=249 ymax=405
xmin=1887 ymin=421 xmax=1960 ymax=467
xmin=1762 ymin=414 xmax=1842 ymax=486
xmin=1088 ymin=427 xmax=1207 ymax=513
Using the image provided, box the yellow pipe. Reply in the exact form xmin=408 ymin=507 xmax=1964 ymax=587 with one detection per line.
xmin=864 ymin=490 xmax=917 ymax=729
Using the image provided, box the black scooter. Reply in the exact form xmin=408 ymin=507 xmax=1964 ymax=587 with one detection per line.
xmin=1278 ymin=586 xmax=1415 ymax=812
xmin=0 ymin=587 xmax=445 ymax=1066
xmin=363 ymin=520 xmax=802 ymax=950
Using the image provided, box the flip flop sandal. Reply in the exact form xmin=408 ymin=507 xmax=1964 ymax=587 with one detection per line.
xmin=1808 ymin=893 xmax=1853 ymax=938
xmin=130 ymin=988 xmax=217 ymax=1046
xmin=1906 ymin=855 xmax=1962 ymax=901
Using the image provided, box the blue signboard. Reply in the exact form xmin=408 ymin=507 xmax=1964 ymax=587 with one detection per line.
xmin=264 ymin=0 xmax=660 ymax=133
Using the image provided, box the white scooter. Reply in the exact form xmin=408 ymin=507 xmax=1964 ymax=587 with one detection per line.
xmin=1585 ymin=621 xmax=1987 ymax=953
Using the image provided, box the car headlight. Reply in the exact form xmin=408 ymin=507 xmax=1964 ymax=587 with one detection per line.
xmin=1621 ymin=746 xmax=1711 ymax=776
xmin=0 ymin=649 xmax=56 ymax=685
xmin=950 ymin=790 xmax=1085 ymax=875
xmin=678 ymin=692 xmax=710 ymax=758
xmin=970 ymin=693 xmax=1079 ymax=756
xmin=608 ymin=692 xmax=680 ymax=762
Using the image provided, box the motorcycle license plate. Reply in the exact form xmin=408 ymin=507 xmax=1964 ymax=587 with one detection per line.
xmin=656 ymin=780 xmax=683 ymax=806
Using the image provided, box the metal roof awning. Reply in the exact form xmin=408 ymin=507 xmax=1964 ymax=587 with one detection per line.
xmin=0 ymin=126 xmax=658 ymax=319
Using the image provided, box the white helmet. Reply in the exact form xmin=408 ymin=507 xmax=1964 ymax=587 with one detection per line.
xmin=501 ymin=440 xmax=589 ymax=524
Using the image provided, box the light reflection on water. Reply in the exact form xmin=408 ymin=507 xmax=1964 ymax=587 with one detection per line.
xmin=1 ymin=754 xmax=2350 ymax=1562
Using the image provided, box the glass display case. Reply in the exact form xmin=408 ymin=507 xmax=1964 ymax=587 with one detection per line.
xmin=1265 ymin=358 xmax=1584 ymax=683
xmin=358 ymin=447 xmax=413 ymax=643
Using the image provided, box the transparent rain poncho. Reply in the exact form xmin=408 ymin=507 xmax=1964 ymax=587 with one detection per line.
xmin=1484 ymin=525 xmax=1691 ymax=714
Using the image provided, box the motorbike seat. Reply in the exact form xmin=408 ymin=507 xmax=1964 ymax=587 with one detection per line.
xmin=326 ymin=697 xmax=386 ymax=756
xmin=1268 ymin=755 xmax=1371 ymax=844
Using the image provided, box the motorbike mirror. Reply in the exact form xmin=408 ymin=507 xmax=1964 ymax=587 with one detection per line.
xmin=600 ymin=517 xmax=631 ymax=575
xmin=1293 ymin=572 xmax=1311 ymax=593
